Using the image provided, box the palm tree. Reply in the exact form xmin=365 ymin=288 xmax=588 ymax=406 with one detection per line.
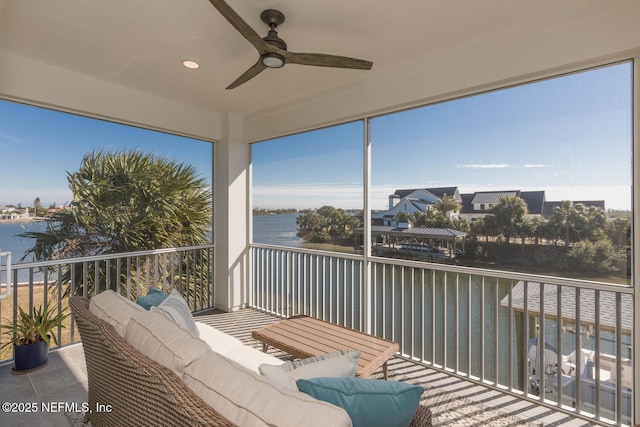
xmin=435 ymin=195 xmax=461 ymax=218
xmin=488 ymin=196 xmax=528 ymax=245
xmin=20 ymin=149 xmax=212 ymax=296
xmin=33 ymin=197 xmax=41 ymax=217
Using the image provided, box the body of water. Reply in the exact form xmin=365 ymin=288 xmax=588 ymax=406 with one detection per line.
xmin=0 ymin=221 xmax=46 ymax=262
xmin=1 ymin=213 xmax=304 ymax=262
xmin=253 ymin=213 xmax=303 ymax=247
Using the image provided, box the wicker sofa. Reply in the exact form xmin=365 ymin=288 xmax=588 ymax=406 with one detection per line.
xmin=70 ymin=293 xmax=432 ymax=427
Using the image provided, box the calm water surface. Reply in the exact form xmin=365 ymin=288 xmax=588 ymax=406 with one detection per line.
xmin=253 ymin=213 xmax=303 ymax=246
xmin=0 ymin=221 xmax=46 ymax=261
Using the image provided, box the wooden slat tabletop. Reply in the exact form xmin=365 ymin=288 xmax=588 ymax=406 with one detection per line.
xmin=251 ymin=315 xmax=399 ymax=378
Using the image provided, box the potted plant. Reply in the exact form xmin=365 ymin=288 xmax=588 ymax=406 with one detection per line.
xmin=1 ymin=302 xmax=70 ymax=373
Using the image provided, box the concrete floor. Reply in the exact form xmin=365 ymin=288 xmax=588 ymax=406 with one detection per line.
xmin=0 ymin=343 xmax=87 ymax=427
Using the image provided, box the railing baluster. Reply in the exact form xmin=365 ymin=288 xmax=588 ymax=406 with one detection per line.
xmin=493 ymin=277 xmax=498 ymax=386
xmin=557 ymin=285 xmax=563 ymax=408
xmin=391 ymin=264 xmax=396 ymax=343
xmin=420 ymin=268 xmax=425 ymax=362
xmin=615 ymin=292 xmax=622 ymax=423
xmin=467 ymin=273 xmax=472 ymax=377
xmin=480 ymin=275 xmax=485 ymax=381
xmin=410 ymin=266 xmax=415 ymax=359
xmin=523 ymin=280 xmax=529 ymax=398
xmin=539 ymin=282 xmax=546 ymax=401
xmin=575 ymin=287 xmax=582 ymax=414
xmin=382 ymin=263 xmax=386 ymax=339
xmin=455 ymin=272 xmax=459 ymax=374
xmin=443 ymin=271 xmax=447 ymax=369
xmin=594 ymin=289 xmax=601 ymax=419
xmin=431 ymin=269 xmax=436 ymax=365
xmin=508 ymin=279 xmax=514 ymax=391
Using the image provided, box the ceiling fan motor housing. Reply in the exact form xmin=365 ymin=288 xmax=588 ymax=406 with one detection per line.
xmin=263 ymin=29 xmax=287 ymax=51
xmin=260 ymin=9 xmax=287 ymax=68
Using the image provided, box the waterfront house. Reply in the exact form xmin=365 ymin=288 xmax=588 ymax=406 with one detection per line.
xmin=458 ymin=190 xmax=546 ymax=222
xmin=374 ymin=187 xmax=463 ymax=225
xmin=0 ymin=206 xmax=29 ymax=220
xmin=376 ymin=188 xmax=605 ymax=224
xmin=1 ymin=1 xmax=639 ymax=426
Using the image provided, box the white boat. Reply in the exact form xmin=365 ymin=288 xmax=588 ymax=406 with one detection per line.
xmin=528 ymin=337 xmax=632 ymax=422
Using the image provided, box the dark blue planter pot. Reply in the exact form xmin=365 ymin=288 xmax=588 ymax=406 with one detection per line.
xmin=13 ymin=341 xmax=49 ymax=373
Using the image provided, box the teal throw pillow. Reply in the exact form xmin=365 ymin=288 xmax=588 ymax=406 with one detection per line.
xmin=136 ymin=287 xmax=168 ymax=310
xmin=296 ymin=377 xmax=423 ymax=427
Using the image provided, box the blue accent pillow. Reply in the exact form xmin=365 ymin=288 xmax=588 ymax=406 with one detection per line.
xmin=136 ymin=287 xmax=168 ymax=310
xmin=296 ymin=377 xmax=423 ymax=427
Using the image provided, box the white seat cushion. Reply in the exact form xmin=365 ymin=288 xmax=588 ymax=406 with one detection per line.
xmin=196 ymin=322 xmax=282 ymax=373
xmin=184 ymin=350 xmax=352 ymax=427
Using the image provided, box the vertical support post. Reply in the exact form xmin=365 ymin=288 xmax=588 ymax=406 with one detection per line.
xmin=363 ymin=118 xmax=372 ymax=334
xmin=632 ymin=53 xmax=640 ymax=427
xmin=247 ymin=141 xmax=254 ymax=309
xmin=214 ymin=113 xmax=249 ymax=312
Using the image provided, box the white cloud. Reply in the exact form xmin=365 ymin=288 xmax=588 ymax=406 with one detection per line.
xmin=457 ymin=163 xmax=546 ymax=169
xmin=457 ymin=163 xmax=511 ymax=169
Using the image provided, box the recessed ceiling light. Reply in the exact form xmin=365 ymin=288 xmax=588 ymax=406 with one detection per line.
xmin=182 ymin=60 xmax=200 ymax=69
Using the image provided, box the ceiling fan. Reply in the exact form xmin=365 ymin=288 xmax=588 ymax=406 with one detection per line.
xmin=207 ymin=0 xmax=374 ymax=89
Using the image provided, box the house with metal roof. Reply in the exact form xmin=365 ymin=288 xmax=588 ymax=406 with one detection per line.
xmin=374 ymin=187 xmax=462 ymax=225
xmin=459 ymin=190 xmax=547 ymax=221
xmin=380 ymin=188 xmax=605 ymax=224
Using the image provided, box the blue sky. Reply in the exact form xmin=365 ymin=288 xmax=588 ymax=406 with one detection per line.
xmin=0 ymin=62 xmax=633 ymax=211
xmin=253 ymin=62 xmax=632 ymax=210
xmin=0 ymin=102 xmax=212 ymax=207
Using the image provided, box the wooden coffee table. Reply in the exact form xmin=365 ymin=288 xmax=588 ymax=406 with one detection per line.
xmin=251 ymin=315 xmax=399 ymax=379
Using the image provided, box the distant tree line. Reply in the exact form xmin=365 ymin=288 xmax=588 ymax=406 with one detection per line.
xmin=296 ymin=206 xmax=361 ymax=245
xmin=466 ymin=197 xmax=629 ymax=275
xmin=253 ymin=208 xmax=298 ymax=216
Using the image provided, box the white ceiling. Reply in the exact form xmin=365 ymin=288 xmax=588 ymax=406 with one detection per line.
xmin=0 ymin=0 xmax=639 ymax=142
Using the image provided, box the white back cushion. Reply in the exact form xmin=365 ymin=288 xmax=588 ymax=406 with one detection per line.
xmin=125 ymin=310 xmax=210 ymax=377
xmin=89 ymin=290 xmax=145 ymax=337
xmin=150 ymin=289 xmax=199 ymax=336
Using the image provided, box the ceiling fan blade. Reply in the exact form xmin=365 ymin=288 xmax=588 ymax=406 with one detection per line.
xmin=208 ymin=0 xmax=266 ymax=52
xmin=286 ymin=52 xmax=373 ymax=70
xmin=226 ymin=60 xmax=267 ymax=89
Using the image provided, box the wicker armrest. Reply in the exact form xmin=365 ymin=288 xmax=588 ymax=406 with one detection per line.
xmin=70 ymin=296 xmax=235 ymax=427
xmin=410 ymin=404 xmax=433 ymax=427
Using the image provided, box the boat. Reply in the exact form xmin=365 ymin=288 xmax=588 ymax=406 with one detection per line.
xmin=527 ymin=337 xmax=632 ymax=422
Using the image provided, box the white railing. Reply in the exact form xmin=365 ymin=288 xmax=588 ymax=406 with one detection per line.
xmin=250 ymin=243 xmax=634 ymax=426
xmin=250 ymin=244 xmax=364 ymax=329
xmin=0 ymin=250 xmax=10 ymax=300
xmin=0 ymin=245 xmax=215 ymax=362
